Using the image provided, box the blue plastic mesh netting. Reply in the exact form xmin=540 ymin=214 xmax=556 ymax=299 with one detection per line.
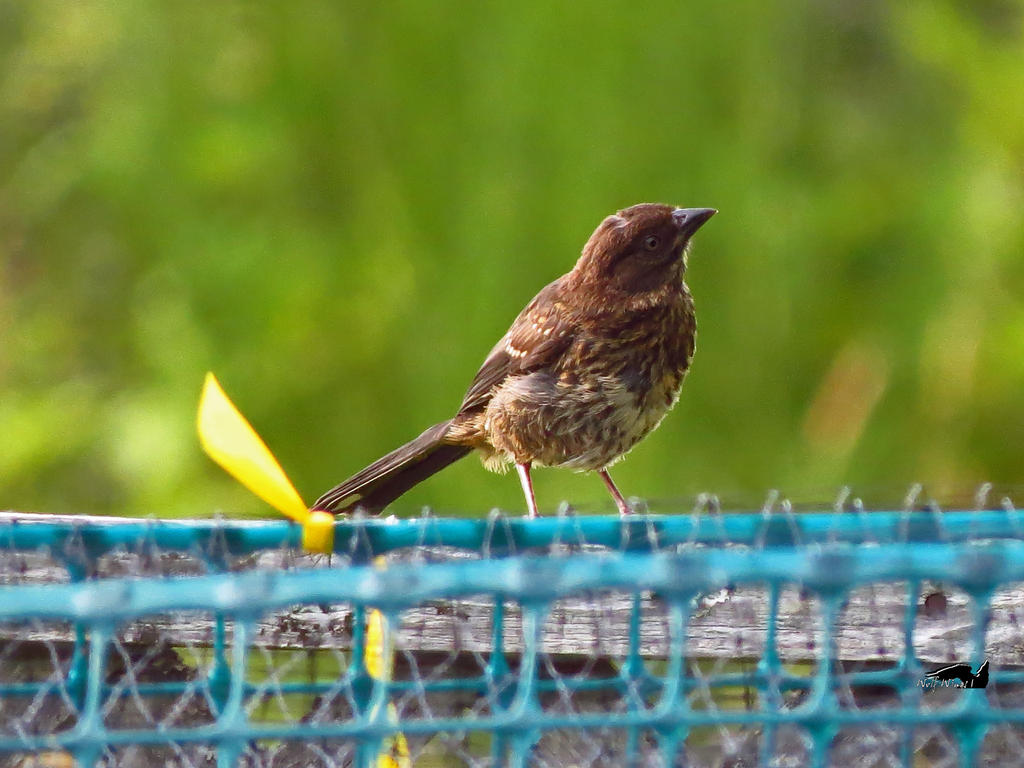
xmin=3 ymin=491 xmax=1024 ymax=767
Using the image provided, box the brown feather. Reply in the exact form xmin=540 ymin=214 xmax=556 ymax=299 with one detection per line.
xmin=311 ymin=420 xmax=469 ymax=513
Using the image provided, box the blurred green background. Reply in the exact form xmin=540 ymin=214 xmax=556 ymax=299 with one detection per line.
xmin=2 ymin=1 xmax=1023 ymax=518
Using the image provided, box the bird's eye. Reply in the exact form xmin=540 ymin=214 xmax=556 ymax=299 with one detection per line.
xmin=643 ymin=235 xmax=660 ymax=251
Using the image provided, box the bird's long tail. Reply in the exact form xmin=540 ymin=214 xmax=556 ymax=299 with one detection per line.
xmin=312 ymin=419 xmax=470 ymax=513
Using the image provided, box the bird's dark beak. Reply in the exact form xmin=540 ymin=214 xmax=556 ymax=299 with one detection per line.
xmin=673 ymin=207 xmax=717 ymax=240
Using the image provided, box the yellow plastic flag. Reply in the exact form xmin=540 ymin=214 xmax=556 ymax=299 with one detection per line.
xmin=197 ymin=373 xmax=334 ymax=552
xmin=365 ymin=594 xmax=393 ymax=683
xmin=198 ymin=373 xmax=308 ymax=521
xmin=367 ymin=604 xmax=411 ymax=768
xmin=196 ymin=372 xmax=406 ymax=766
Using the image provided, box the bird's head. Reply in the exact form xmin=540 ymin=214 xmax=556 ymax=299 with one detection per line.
xmin=573 ymin=203 xmax=716 ymax=294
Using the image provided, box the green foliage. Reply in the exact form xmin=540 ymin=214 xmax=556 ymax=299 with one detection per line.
xmin=2 ymin=1 xmax=1023 ymax=517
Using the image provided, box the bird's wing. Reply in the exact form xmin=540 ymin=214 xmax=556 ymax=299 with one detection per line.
xmin=457 ymin=278 xmax=576 ymax=414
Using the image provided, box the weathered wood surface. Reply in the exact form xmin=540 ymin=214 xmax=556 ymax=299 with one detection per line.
xmin=2 ymin=543 xmax=1021 ymax=664
xmin=2 ymin=509 xmax=1021 ymax=663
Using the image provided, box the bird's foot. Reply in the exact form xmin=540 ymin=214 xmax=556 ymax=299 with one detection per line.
xmin=599 ymin=469 xmax=633 ymax=516
xmin=516 ymin=462 xmax=541 ymax=518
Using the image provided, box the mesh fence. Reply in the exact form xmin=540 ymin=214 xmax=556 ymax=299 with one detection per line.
xmin=3 ymin=488 xmax=1024 ymax=767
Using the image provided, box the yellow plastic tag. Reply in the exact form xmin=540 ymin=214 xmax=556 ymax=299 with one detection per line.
xmin=197 ymin=372 xmax=333 ymax=553
xmin=365 ymin=558 xmax=395 ymax=682
xmin=367 ymin=604 xmax=410 ymax=767
xmin=197 ymin=373 xmax=405 ymax=762
xmin=377 ymin=726 xmax=411 ymax=768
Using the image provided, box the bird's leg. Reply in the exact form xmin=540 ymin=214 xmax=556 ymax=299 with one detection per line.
xmin=516 ymin=461 xmax=540 ymax=519
xmin=599 ymin=469 xmax=633 ymax=516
